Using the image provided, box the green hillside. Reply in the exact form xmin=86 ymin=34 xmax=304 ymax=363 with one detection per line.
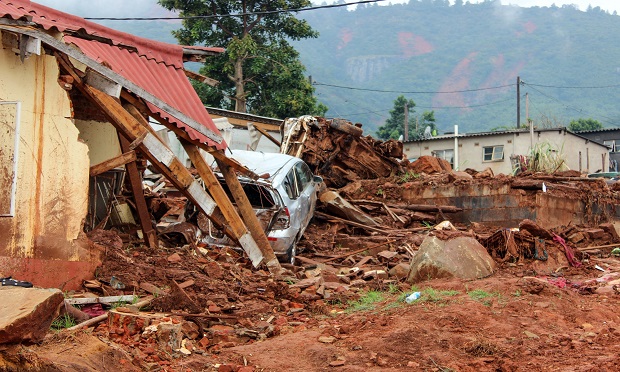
xmin=292 ymin=1 xmax=620 ymax=135
xmin=100 ymin=1 xmax=620 ymax=137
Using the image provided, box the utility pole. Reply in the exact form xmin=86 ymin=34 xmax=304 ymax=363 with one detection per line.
xmin=516 ymin=76 xmax=521 ymax=129
xmin=525 ymin=92 xmax=529 ymax=121
xmin=404 ymin=102 xmax=409 ymax=142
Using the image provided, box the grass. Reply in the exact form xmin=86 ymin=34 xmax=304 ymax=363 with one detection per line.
xmin=347 ymin=290 xmax=385 ymax=312
xmin=514 ymin=141 xmax=568 ymax=174
xmin=468 ymin=289 xmax=502 ymax=306
xmin=50 ymin=314 xmax=76 ymax=331
xmin=397 ymin=171 xmax=420 ymax=183
xmin=420 ymin=288 xmax=460 ymax=303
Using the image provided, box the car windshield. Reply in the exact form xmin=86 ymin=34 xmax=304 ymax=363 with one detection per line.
xmin=218 ymin=179 xmax=276 ymax=209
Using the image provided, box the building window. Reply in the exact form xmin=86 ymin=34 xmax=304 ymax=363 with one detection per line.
xmin=483 ymin=145 xmax=504 ymax=162
xmin=604 ymin=140 xmax=617 ymax=152
xmin=433 ymin=149 xmax=454 ymax=167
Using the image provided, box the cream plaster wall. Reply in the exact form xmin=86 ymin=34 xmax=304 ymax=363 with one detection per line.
xmin=0 ymin=45 xmax=90 ymax=261
xmin=404 ymin=129 xmax=609 ymax=174
xmin=75 ymin=120 xmax=121 ymax=165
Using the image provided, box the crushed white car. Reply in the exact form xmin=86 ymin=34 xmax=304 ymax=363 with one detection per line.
xmin=198 ymin=150 xmax=322 ymax=264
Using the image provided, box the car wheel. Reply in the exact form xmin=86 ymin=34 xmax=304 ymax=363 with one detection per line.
xmin=285 ymin=243 xmax=297 ymax=265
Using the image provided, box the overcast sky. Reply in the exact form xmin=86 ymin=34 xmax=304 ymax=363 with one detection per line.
xmin=34 ymin=0 xmax=620 ymax=18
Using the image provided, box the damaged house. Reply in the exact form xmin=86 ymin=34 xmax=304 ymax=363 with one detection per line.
xmin=0 ymin=0 xmax=281 ymax=290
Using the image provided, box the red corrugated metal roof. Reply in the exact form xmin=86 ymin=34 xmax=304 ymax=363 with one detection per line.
xmin=0 ymin=0 xmax=226 ymax=149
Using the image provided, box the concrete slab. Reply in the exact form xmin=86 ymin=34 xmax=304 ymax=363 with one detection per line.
xmin=0 ymin=287 xmax=64 ymax=344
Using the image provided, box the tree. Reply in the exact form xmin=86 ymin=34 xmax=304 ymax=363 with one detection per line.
xmin=376 ymin=96 xmax=436 ymax=140
xmin=568 ymin=118 xmax=603 ymax=132
xmin=159 ymin=0 xmax=326 ymax=118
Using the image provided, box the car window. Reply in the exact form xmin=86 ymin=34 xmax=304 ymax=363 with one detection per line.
xmin=284 ymin=169 xmax=299 ymax=199
xmin=295 ymin=162 xmax=312 ymax=192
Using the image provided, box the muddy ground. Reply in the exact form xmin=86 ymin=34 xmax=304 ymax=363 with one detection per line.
xmin=2 ymin=171 xmax=620 ymax=372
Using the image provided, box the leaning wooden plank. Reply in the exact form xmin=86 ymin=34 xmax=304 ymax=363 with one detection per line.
xmin=215 ymin=155 xmax=283 ymax=273
xmin=89 ymin=150 xmax=136 ymax=176
xmin=314 ymin=211 xmax=388 ymax=234
xmin=183 ymin=141 xmax=274 ymax=269
xmin=250 ymin=123 xmax=282 ymax=147
xmin=65 ymin=295 xmax=138 ymax=305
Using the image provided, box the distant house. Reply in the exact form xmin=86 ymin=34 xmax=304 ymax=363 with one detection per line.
xmin=0 ymin=0 xmax=277 ymax=289
xmin=403 ymin=127 xmax=610 ymax=174
xmin=572 ymin=128 xmax=620 ymax=172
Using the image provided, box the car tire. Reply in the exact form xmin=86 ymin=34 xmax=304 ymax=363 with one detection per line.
xmin=285 ymin=243 xmax=297 ymax=265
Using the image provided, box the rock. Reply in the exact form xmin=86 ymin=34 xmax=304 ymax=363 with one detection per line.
xmin=363 ymin=270 xmax=388 ymax=280
xmin=203 ymin=261 xmax=224 ymax=279
xmin=329 ymin=359 xmax=346 ymax=367
xmin=524 ymin=330 xmax=539 ymax=339
xmin=319 ymin=336 xmax=337 ymax=343
xmin=474 ymin=167 xmax=494 ymax=179
xmin=448 ymin=171 xmax=473 ymax=182
xmin=406 ymin=236 xmax=496 ymax=283
xmin=388 ymin=263 xmax=411 ymax=279
xmin=0 ymin=287 xmax=64 ymax=344
xmin=167 ymin=253 xmax=182 ymax=263
xmin=519 ymin=219 xmax=553 ymax=240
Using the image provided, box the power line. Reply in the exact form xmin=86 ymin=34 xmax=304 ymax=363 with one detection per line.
xmin=524 ymin=82 xmax=620 ymax=89
xmin=416 ymin=97 xmax=514 ymax=109
xmin=84 ymin=0 xmax=386 ymax=21
xmin=337 ymin=96 xmax=514 ymax=118
xmin=525 ymin=85 xmax=619 ymax=127
xmin=313 ymin=82 xmax=515 ymax=94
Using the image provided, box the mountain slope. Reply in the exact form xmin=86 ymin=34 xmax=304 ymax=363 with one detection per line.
xmin=293 ymin=1 xmax=620 ymax=135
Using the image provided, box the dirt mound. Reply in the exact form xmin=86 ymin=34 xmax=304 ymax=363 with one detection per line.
xmin=407 ymin=155 xmax=452 ymax=174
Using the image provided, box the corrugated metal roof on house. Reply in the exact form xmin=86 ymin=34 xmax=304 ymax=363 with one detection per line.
xmin=405 ymin=127 xmax=609 ymax=149
xmin=1 ymin=0 xmax=225 ymax=149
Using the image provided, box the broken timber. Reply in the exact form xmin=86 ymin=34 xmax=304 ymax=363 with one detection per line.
xmin=118 ymin=134 xmax=157 ymax=248
xmin=54 ymin=53 xmax=277 ymax=271
xmin=182 ymin=140 xmax=281 ymax=272
xmin=89 ymin=150 xmax=136 ymax=176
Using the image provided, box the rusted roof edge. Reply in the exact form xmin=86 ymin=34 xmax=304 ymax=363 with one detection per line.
xmin=0 ymin=23 xmax=223 ymax=144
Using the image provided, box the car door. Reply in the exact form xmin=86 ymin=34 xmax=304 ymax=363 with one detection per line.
xmin=293 ymin=161 xmax=313 ymax=234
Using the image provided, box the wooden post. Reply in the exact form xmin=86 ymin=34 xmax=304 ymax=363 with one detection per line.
xmin=181 ymin=140 xmax=281 ymax=274
xmin=214 ymin=155 xmax=282 ymax=273
xmin=117 ymin=134 xmax=157 ymax=248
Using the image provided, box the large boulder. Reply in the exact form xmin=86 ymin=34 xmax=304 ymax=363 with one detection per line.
xmin=0 ymin=287 xmax=64 ymax=344
xmin=407 ymin=235 xmax=496 ymax=283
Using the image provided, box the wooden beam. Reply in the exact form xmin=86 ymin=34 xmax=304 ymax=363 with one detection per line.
xmin=118 ymin=91 xmax=260 ymax=181
xmin=118 ymin=134 xmax=157 ymax=248
xmin=184 ymin=69 xmax=219 ymax=87
xmin=251 ymin=123 xmax=281 ymax=147
xmin=214 ymin=154 xmax=282 ymax=273
xmin=182 ymin=141 xmax=280 ymax=274
xmin=89 ymin=150 xmax=136 ymax=177
xmin=58 ymin=55 xmax=267 ymax=266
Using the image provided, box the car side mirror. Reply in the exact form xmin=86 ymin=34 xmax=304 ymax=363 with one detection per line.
xmin=313 ymin=175 xmax=323 ymax=184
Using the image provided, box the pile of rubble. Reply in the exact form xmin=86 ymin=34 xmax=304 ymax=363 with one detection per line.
xmin=4 ymin=117 xmax=620 ymax=371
